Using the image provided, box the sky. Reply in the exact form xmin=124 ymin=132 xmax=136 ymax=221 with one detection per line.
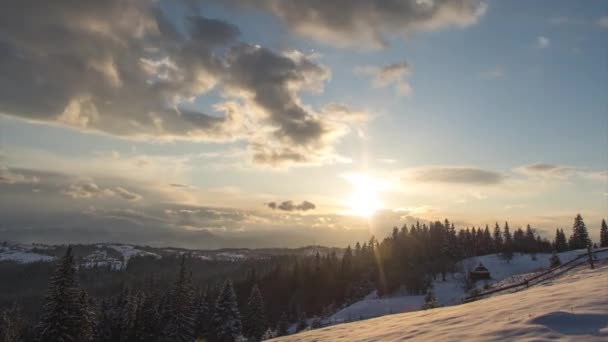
xmin=0 ymin=0 xmax=606 ymax=249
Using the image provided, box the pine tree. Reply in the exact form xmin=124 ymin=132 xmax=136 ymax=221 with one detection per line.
xmin=242 ymin=284 xmax=266 ymax=341
xmin=570 ymin=214 xmax=590 ymax=249
xmin=163 ymin=255 xmax=195 ymax=342
xmin=295 ymin=312 xmax=308 ymax=333
xmin=261 ymin=328 xmax=278 ymax=340
xmin=310 ymin=316 xmax=322 ymax=329
xmin=75 ymin=290 xmax=94 ymax=342
xmin=493 ymin=222 xmax=503 ymax=253
xmin=0 ymin=303 xmax=27 ymax=342
xmin=213 ymin=280 xmax=242 ymax=342
xmin=549 ymin=252 xmax=561 ymax=268
xmin=37 ymin=246 xmax=87 ymax=342
xmin=421 ymin=287 xmax=439 ymax=310
xmin=600 ymin=219 xmax=608 ymax=248
xmin=501 ymin=222 xmax=514 ymax=263
xmin=276 ymin=312 xmax=289 ymax=336
xmin=193 ymin=290 xmax=210 ymax=340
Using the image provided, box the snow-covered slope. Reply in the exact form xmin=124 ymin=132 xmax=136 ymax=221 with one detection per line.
xmin=274 ymin=261 xmax=608 ymax=341
xmin=0 ymin=244 xmax=55 ymax=263
xmin=328 ymin=250 xmax=585 ymax=324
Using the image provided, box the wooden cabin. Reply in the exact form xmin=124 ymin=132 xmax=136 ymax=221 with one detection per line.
xmin=469 ymin=262 xmax=491 ymax=280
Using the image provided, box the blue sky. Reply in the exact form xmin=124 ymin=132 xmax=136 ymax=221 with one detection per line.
xmin=0 ymin=0 xmax=606 ymax=248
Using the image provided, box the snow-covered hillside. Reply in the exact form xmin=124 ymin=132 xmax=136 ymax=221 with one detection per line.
xmin=0 ymin=244 xmax=55 ymax=263
xmin=274 ymin=260 xmax=608 ymax=341
xmin=328 ymin=250 xmax=585 ymax=324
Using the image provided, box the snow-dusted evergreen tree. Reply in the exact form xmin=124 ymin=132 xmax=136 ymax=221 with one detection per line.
xmin=549 ymin=252 xmax=561 ymax=268
xmin=37 ymin=246 xmax=88 ymax=342
xmin=213 ymin=279 xmax=242 ymax=342
xmin=0 ymin=303 xmax=27 ymax=342
xmin=501 ymin=222 xmax=513 ymax=263
xmin=261 ymin=328 xmax=278 ymax=340
xmin=75 ymin=289 xmax=94 ymax=341
xmin=242 ymin=284 xmax=266 ymax=341
xmin=163 ymin=255 xmax=195 ymax=342
xmin=600 ymin=219 xmax=608 ymax=248
xmin=569 ymin=214 xmax=590 ymax=249
xmin=295 ymin=312 xmax=308 ymax=332
xmin=193 ymin=290 xmax=210 ymax=340
xmin=276 ymin=312 xmax=289 ymax=336
xmin=493 ymin=222 xmax=503 ymax=252
xmin=553 ymin=229 xmax=568 ymax=252
xmin=421 ymin=287 xmax=439 ymax=310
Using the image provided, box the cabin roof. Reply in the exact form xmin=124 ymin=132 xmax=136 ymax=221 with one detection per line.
xmin=472 ymin=262 xmax=489 ymax=273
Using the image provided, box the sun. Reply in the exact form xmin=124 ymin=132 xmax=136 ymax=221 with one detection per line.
xmin=343 ymin=173 xmax=387 ymax=218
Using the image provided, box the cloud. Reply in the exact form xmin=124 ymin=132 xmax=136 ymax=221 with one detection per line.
xmin=537 ymin=36 xmax=550 ymax=49
xmin=63 ymin=182 xmax=142 ymax=201
xmin=0 ymin=166 xmax=40 ymax=184
xmin=599 ymin=16 xmax=608 ymax=29
xmin=515 ymin=163 xmax=607 ymax=181
xmin=403 ymin=166 xmax=505 ymax=185
xmin=355 ymin=62 xmax=412 ymax=95
xmin=112 ymin=187 xmax=143 ymax=201
xmin=226 ymin=0 xmax=487 ymax=48
xmin=0 ymin=0 xmax=367 ymax=168
xmin=267 ymin=200 xmax=316 ymax=211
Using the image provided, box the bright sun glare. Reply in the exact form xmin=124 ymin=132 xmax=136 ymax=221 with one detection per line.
xmin=344 ymin=173 xmax=387 ymax=218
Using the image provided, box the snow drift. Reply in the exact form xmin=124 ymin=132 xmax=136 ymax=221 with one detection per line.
xmin=273 ymin=260 xmax=608 ymax=341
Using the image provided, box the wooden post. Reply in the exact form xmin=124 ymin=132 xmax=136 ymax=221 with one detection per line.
xmin=587 ymin=245 xmax=595 ymax=269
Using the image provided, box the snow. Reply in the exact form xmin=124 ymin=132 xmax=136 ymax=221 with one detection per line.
xmin=107 ymin=244 xmax=160 ymax=269
xmin=273 ymin=260 xmax=608 ymax=341
xmin=328 ymin=250 xmax=588 ymax=325
xmin=216 ymin=252 xmax=247 ymax=261
xmin=0 ymin=244 xmax=55 ymax=263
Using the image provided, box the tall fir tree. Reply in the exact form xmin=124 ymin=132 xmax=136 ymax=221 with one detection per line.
xmin=193 ymin=290 xmax=210 ymax=341
xmin=600 ymin=219 xmax=608 ymax=248
xmin=0 ymin=303 xmax=28 ymax=342
xmin=163 ymin=255 xmax=195 ymax=342
xmin=242 ymin=284 xmax=266 ymax=341
xmin=502 ymin=222 xmax=514 ymax=263
xmin=213 ymin=280 xmax=242 ymax=342
xmin=276 ymin=312 xmax=289 ymax=337
xmin=493 ymin=222 xmax=503 ymax=253
xmin=36 ymin=246 xmax=89 ymax=342
xmin=569 ymin=214 xmax=590 ymax=249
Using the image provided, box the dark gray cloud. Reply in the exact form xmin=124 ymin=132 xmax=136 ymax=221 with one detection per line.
xmin=0 ymin=0 xmax=363 ymax=167
xmin=267 ymin=200 xmax=316 ymax=211
xmin=405 ymin=167 xmax=505 ymax=185
xmin=221 ymin=0 xmax=486 ymax=48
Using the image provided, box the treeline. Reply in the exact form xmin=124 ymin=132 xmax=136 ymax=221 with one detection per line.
xmin=1 ymin=215 xmax=605 ymax=341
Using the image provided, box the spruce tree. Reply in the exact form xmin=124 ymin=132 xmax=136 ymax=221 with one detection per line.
xmin=193 ymin=290 xmax=210 ymax=340
xmin=0 ymin=303 xmax=27 ymax=342
xmin=75 ymin=289 xmax=94 ymax=342
xmin=163 ymin=256 xmax=195 ymax=342
xmin=549 ymin=252 xmax=561 ymax=268
xmin=295 ymin=313 xmax=308 ymax=333
xmin=37 ymin=246 xmax=86 ymax=342
xmin=493 ymin=222 xmax=503 ymax=253
xmin=276 ymin=312 xmax=289 ymax=336
xmin=242 ymin=284 xmax=266 ymax=341
xmin=213 ymin=280 xmax=242 ymax=342
xmin=261 ymin=328 xmax=278 ymax=340
xmin=570 ymin=214 xmax=590 ymax=249
xmin=501 ymin=222 xmax=514 ymax=263
xmin=421 ymin=287 xmax=439 ymax=310
xmin=600 ymin=219 xmax=608 ymax=248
